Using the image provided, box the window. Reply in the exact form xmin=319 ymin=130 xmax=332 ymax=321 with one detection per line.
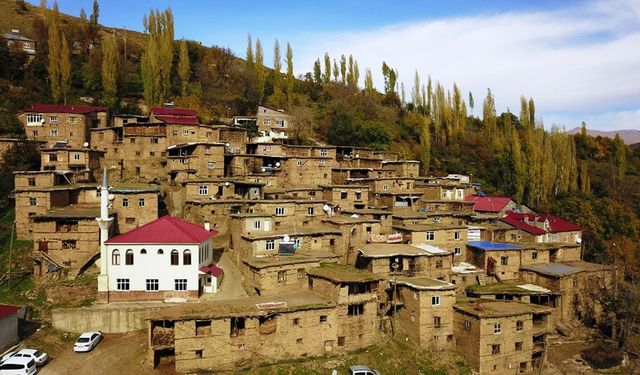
xmin=348 ymin=304 xmax=364 ymax=316
xmin=383 ymin=184 xmax=389 ymax=190
xmin=454 ymin=231 xmax=461 ymax=240
xmin=32 ymin=130 xmax=38 ymax=137
xmin=320 ymin=149 xmax=328 ymax=156
xmin=464 ymin=321 xmax=471 ymax=331
xmin=491 ymin=344 xmax=500 ymax=355
xmin=138 ymin=198 xmax=145 ymax=207
xmin=355 ymin=191 xmax=362 ymax=200
xmin=532 ymin=251 xmax=538 ymax=260
xmin=198 ymin=185 xmax=208 ymax=195
xmin=433 ymin=316 xmax=441 ymax=327
xmin=50 ymin=115 xmax=58 ymax=124
xmin=454 ymin=247 xmax=462 ymax=256
xmin=296 ymin=160 xmax=303 ymax=166
xmin=263 ymin=118 xmax=272 ymax=125
xmin=131 ymin=139 xmax=136 ymax=144
xmin=500 ymin=256 xmax=509 ymax=265
xmin=253 ymin=220 xmax=261 ymax=229
xmin=307 ymin=207 xmax=314 ymax=215
xmin=183 ymin=128 xmax=189 ymax=135
xmin=340 ymin=192 xmax=348 ymax=199
xmin=112 ymin=250 xmax=120 ymax=265
xmin=157 ymin=249 xmax=164 ymax=255
xmin=171 ymin=250 xmax=179 ymax=265
xmin=29 ymin=197 xmax=36 ymax=206
xmin=494 ymin=323 xmax=501 ymax=334
xmin=297 ymin=268 xmax=306 ymax=279
xmin=125 ymin=249 xmax=134 ymax=265
xmin=515 ymin=341 xmax=523 ymax=351
xmin=175 ymin=279 xmax=187 ymax=291
xmin=266 ymin=240 xmax=275 ymax=251
xmin=49 ymin=154 xmax=57 ymax=161
xmin=50 ymin=129 xmax=58 ymax=137
xmin=140 ymin=249 xmax=147 ymax=254
xmin=183 ymin=250 xmax=192 ymax=265
xmin=516 ymin=320 xmax=524 ymax=331
xmin=275 ymin=117 xmax=284 ymax=126
xmin=62 ymin=240 xmax=77 ymax=249
xmin=431 ymin=296 xmax=440 ymax=306
xmin=194 ymin=350 xmax=202 ymax=358
xmin=122 ymin=198 xmax=129 ymax=207
xmin=275 ymin=207 xmax=285 ymax=216
xmin=146 ymin=279 xmax=159 ymax=291
xmin=117 ymin=278 xmax=130 ymax=290
xmin=150 ymin=152 xmax=155 ymax=156
xmin=151 ymin=138 xmax=159 ymax=144
xmin=337 ymin=336 xmax=345 ymax=347
xmin=318 ymin=160 xmax=326 ymax=167
xmin=69 ymin=117 xmax=77 ymax=124
xmin=28 ymin=178 xmax=35 ymax=186
xmin=435 ymin=260 xmax=443 ymax=269
xmin=277 ymin=271 xmax=286 ymax=282
xmin=207 ymin=161 xmax=216 ymax=169
xmin=27 ymin=113 xmax=43 ymax=124
xmin=425 ymin=231 xmax=435 ymax=241
xmin=320 ymin=315 xmax=327 ymax=323
xmin=73 ymin=154 xmax=80 ymax=161
xmin=292 ymin=318 xmax=300 ymax=326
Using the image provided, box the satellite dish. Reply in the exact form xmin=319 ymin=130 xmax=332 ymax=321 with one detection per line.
xmin=355 ymin=154 xmax=360 ymax=158
xmin=261 ymin=168 xmax=266 ymax=172
xmin=351 ymin=214 xmax=359 ymax=218
xmin=225 ymin=143 xmax=230 ymax=147
xmin=322 ymin=204 xmax=331 ymax=212
xmin=224 ymin=181 xmax=230 ymax=186
xmin=107 ymin=194 xmax=115 ymax=201
xmin=283 ymin=235 xmax=290 ymax=242
xmin=275 ymin=162 xmax=281 ymax=167
xmin=83 ymin=142 xmax=89 ymax=148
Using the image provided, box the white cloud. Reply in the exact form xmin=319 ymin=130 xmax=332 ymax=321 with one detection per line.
xmin=292 ymin=0 xmax=640 ymax=131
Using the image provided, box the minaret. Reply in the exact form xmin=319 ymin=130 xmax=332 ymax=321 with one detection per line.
xmin=96 ymin=166 xmax=114 ymax=302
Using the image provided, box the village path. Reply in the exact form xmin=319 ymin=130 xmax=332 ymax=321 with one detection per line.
xmin=200 ymin=251 xmax=248 ymax=301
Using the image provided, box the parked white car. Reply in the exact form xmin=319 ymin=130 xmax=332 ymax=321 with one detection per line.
xmin=1 ymin=349 xmax=47 ymax=366
xmin=73 ymin=331 xmax=103 ymax=352
xmin=0 ymin=357 xmax=37 ymax=375
xmin=349 ymin=365 xmax=380 ymax=375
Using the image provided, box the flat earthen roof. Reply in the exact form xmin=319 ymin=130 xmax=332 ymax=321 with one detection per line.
xmin=307 ymin=263 xmax=385 ymax=283
xmin=358 ymin=243 xmax=448 ymax=258
xmin=393 ymin=276 xmax=456 ymax=291
xmin=453 ymin=299 xmax=553 ymax=318
xmin=520 ymin=261 xmax=612 ymax=277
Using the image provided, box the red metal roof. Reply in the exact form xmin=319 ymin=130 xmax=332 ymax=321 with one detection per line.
xmin=105 ymin=215 xmax=217 ymax=244
xmin=151 ymin=107 xmax=198 ymax=116
xmin=199 ymin=264 xmax=224 ymax=277
xmin=500 ymin=211 xmax=581 ymax=235
xmin=155 ymin=115 xmax=199 ymax=125
xmin=25 ymin=104 xmax=108 ymax=114
xmin=0 ymin=304 xmax=20 ymax=318
xmin=465 ymin=196 xmax=513 ymax=213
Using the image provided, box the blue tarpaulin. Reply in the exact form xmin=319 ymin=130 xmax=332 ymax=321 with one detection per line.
xmin=466 ymin=241 xmax=524 ymax=251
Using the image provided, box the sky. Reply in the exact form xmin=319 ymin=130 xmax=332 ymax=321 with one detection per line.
xmin=40 ymin=0 xmax=640 ymax=131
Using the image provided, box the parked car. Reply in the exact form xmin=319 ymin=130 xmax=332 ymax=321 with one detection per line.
xmin=0 ymin=357 xmax=37 ymax=375
xmin=1 ymin=349 xmax=47 ymax=366
xmin=349 ymin=365 xmax=380 ymax=375
xmin=73 ymin=331 xmax=103 ymax=352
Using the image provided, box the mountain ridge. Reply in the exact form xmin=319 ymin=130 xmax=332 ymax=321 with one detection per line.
xmin=566 ymin=127 xmax=640 ymax=145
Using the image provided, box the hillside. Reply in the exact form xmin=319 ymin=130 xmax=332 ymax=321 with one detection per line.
xmin=567 ymin=127 xmax=640 ymax=145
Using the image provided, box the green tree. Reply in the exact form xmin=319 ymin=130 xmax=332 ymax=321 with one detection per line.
xmin=412 ymin=71 xmax=421 ymax=112
xmin=323 ymin=52 xmax=331 ymax=84
xmin=364 ymin=68 xmax=374 ymax=94
xmin=332 ymin=59 xmax=339 ymax=82
xmin=353 ymin=61 xmax=359 ymax=89
xmin=141 ymin=8 xmax=174 ymax=106
xmin=178 ymin=39 xmax=190 ymax=96
xmin=272 ymin=39 xmax=281 ymax=93
xmin=482 ymin=89 xmax=498 ymax=151
xmin=47 ymin=2 xmax=62 ymax=102
xmin=340 ymin=54 xmax=346 ymax=85
xmin=245 ymin=34 xmax=254 ymax=69
xmin=468 ymin=91 xmax=474 ymax=116
xmin=80 ymin=8 xmax=87 ymax=21
xmin=59 ymin=33 xmax=71 ymax=104
xmin=611 ymin=134 xmax=627 ymax=182
xmin=313 ymin=59 xmax=322 ymax=84
xmin=89 ymin=0 xmax=99 ymax=26
xmin=101 ymin=32 xmax=119 ymax=107
xmin=255 ymin=38 xmax=265 ymax=103
xmin=285 ymin=42 xmax=294 ymax=108
xmin=420 ymin=115 xmax=431 ymax=174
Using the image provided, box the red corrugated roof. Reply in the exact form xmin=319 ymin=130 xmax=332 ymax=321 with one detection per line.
xmin=26 ymin=104 xmax=108 ymax=114
xmin=105 ymin=216 xmax=217 ymax=244
xmin=0 ymin=304 xmax=20 ymax=318
xmin=199 ymin=264 xmax=224 ymax=277
xmin=151 ymin=107 xmax=198 ymax=116
xmin=500 ymin=211 xmax=581 ymax=234
xmin=465 ymin=196 xmax=513 ymax=213
xmin=155 ymin=115 xmax=199 ymax=125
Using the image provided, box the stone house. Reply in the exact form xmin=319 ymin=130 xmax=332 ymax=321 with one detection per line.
xmin=465 ymin=196 xmax=517 ymax=217
xmin=19 ymin=104 xmax=108 ymax=148
xmin=320 ymin=184 xmax=369 ymax=210
xmin=421 ymin=199 xmax=476 ymax=214
xmin=500 ymin=212 xmax=582 ymax=245
xmin=519 ymin=261 xmax=614 ymax=324
xmin=391 ymin=276 xmax=457 ymax=347
xmin=331 ymin=168 xmax=373 ymax=184
xmin=40 ymin=147 xmax=104 ymax=172
xmin=392 ymin=223 xmax=468 ymax=259
xmin=381 ymin=160 xmax=420 ymax=178
xmin=340 ymin=208 xmax=394 ymax=233
xmin=420 ymin=182 xmax=475 ymax=201
xmin=147 ymin=291 xmax=337 ymax=373
xmin=3 ymin=29 xmax=35 ymax=57
xmin=181 ymin=179 xmax=263 ymax=202
xmin=307 ymin=264 xmax=383 ymax=351
xmin=355 ymin=243 xmax=453 ymax=281
xmin=256 ymin=105 xmax=293 ymax=140
xmin=453 ymin=299 xmax=553 ymax=374
xmin=392 ymin=211 xmax=469 ymax=227
xmin=264 ymin=187 xmax=322 ymax=200
xmin=166 ymin=142 xmax=225 ymax=183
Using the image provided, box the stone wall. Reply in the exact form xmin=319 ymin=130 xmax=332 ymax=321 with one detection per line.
xmin=52 ymin=304 xmax=163 ymax=333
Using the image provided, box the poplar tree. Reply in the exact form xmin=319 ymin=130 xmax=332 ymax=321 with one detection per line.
xmin=273 ymin=39 xmax=281 ymax=93
xmin=323 ymin=53 xmax=331 ymax=84
xmin=353 ymin=61 xmax=359 ymax=89
xmin=412 ymin=71 xmax=421 ymax=112
xmin=313 ymin=59 xmax=322 ymax=84
xmin=510 ymin=125 xmax=526 ymax=202
xmin=364 ymin=68 xmax=374 ymax=94
xmin=340 ymin=54 xmax=346 ymax=85
xmin=611 ymin=134 xmax=627 ymax=182
xmin=59 ymin=33 xmax=71 ymax=104
xmin=101 ymin=33 xmax=118 ymax=107
xmin=579 ymin=161 xmax=591 ymax=194
xmin=347 ymin=55 xmax=356 ymax=88
xmin=89 ymin=0 xmax=99 ymax=26
xmin=400 ymin=83 xmax=406 ymax=106
xmin=245 ymin=34 xmax=254 ymax=69
xmin=80 ymin=8 xmax=87 ymax=21
xmin=178 ymin=39 xmax=190 ymax=96
xmin=332 ymin=59 xmax=339 ymax=82
xmin=482 ymin=89 xmax=498 ymax=151
xmin=285 ymin=42 xmax=294 ymax=108
xmin=255 ymin=38 xmax=265 ymax=102
xmin=420 ymin=116 xmax=431 ymax=174
xmin=469 ymin=92 xmax=474 ymax=116
xmin=141 ymin=8 xmax=174 ymax=106
xmin=452 ymin=83 xmax=466 ymax=139
xmin=425 ymin=77 xmax=432 ymax=116
xmin=47 ymin=2 xmax=62 ymax=102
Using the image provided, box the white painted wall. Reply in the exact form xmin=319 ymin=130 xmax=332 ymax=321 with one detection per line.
xmin=105 ymin=239 xmax=212 ymax=293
